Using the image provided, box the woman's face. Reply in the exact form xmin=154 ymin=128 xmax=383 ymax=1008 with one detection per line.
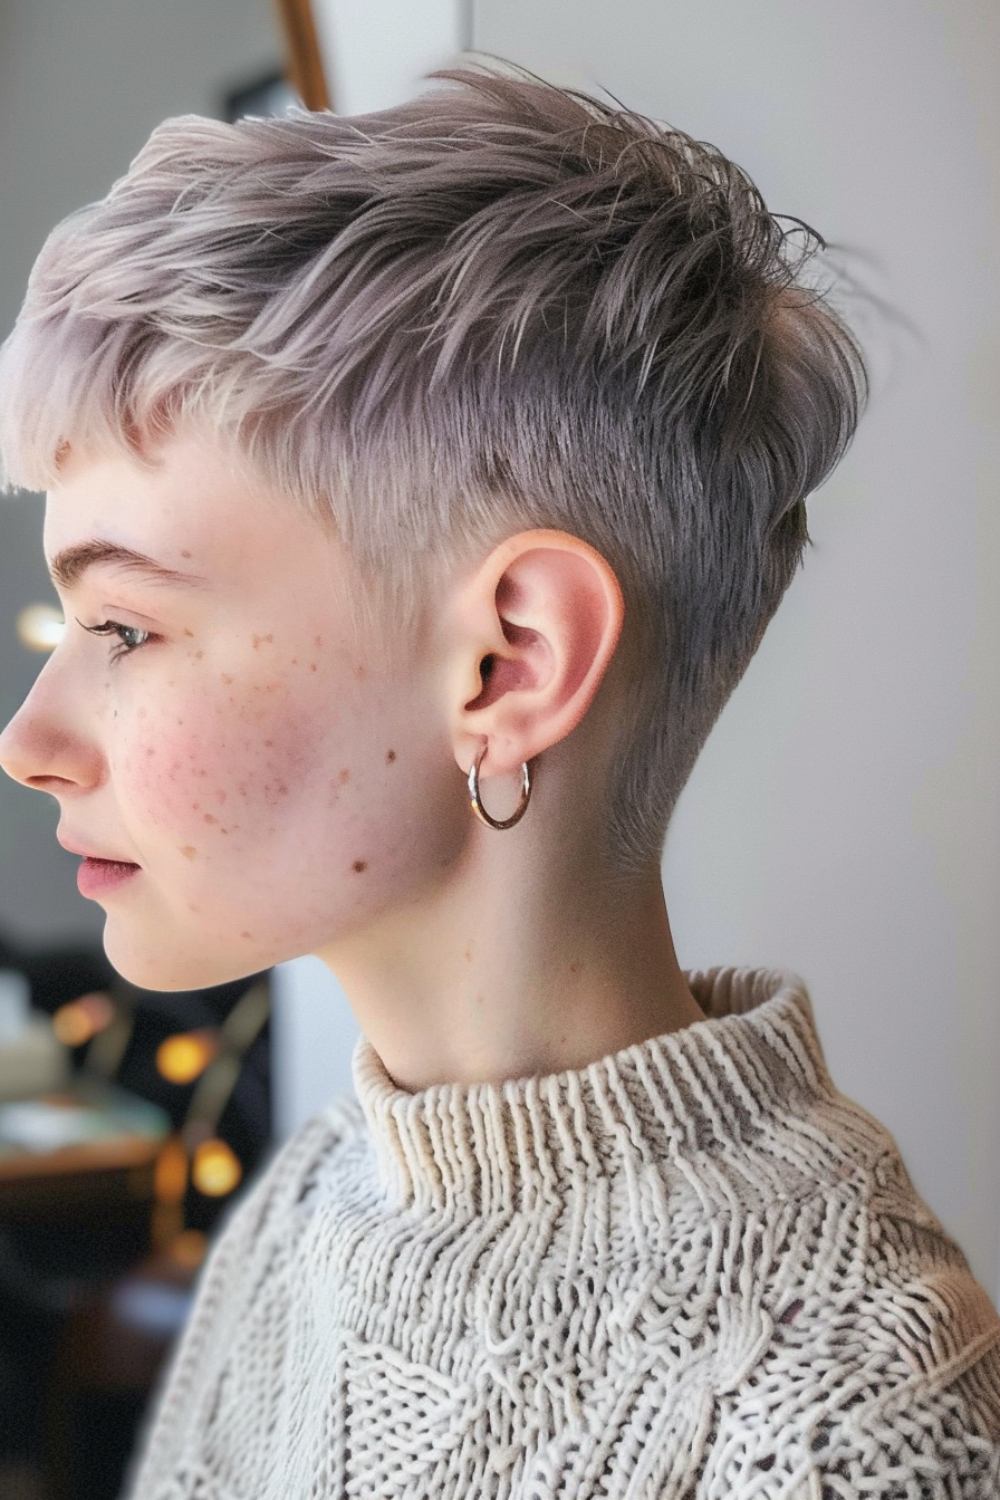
xmin=0 ymin=433 xmax=467 ymax=989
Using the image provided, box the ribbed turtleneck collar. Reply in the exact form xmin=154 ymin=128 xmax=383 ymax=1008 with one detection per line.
xmin=351 ymin=968 xmax=834 ymax=1215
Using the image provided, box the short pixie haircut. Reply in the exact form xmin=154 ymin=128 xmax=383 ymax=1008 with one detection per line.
xmin=0 ymin=66 xmax=866 ymax=869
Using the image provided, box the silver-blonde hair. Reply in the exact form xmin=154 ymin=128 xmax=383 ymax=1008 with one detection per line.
xmin=0 ymin=65 xmax=866 ymax=869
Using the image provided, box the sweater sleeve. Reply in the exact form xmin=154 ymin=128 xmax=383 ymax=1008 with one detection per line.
xmin=121 ymin=1100 xmax=360 ymax=1500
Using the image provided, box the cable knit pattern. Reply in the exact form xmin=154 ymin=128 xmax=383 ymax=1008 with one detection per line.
xmin=126 ymin=969 xmax=1000 ymax=1499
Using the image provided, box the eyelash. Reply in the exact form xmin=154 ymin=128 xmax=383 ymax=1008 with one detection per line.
xmin=77 ymin=618 xmax=153 ymax=663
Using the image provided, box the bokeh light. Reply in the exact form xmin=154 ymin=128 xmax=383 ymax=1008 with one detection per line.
xmin=156 ymin=1029 xmax=219 ymax=1085
xmin=16 ymin=604 xmax=65 ymax=652
xmin=52 ymin=991 xmax=115 ymax=1047
xmin=192 ymin=1138 xmax=242 ymax=1197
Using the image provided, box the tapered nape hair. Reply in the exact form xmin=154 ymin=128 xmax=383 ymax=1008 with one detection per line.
xmin=0 ymin=65 xmax=866 ymax=869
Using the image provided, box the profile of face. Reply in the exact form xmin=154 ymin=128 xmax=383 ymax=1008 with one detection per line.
xmin=0 ymin=434 xmax=468 ymax=990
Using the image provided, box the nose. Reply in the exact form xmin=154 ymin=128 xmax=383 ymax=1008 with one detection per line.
xmin=0 ymin=650 xmax=103 ymax=796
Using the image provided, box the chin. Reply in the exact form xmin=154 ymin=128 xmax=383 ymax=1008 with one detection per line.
xmin=102 ymin=924 xmax=267 ymax=994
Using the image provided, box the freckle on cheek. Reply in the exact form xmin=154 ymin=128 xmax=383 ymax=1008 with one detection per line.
xmin=180 ymin=846 xmax=198 ymax=860
xmin=339 ymin=767 xmax=350 ymax=785
xmin=204 ymin=813 xmax=217 ymax=824
xmin=194 ymin=650 xmax=204 ymax=660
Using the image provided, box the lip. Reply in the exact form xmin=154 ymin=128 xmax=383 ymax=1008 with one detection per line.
xmin=76 ymin=857 xmax=141 ymax=899
xmin=57 ymin=831 xmax=136 ymax=863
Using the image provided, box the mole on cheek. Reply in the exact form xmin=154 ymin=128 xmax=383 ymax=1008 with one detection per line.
xmin=386 ymin=749 xmax=396 ymax=764
xmin=352 ymin=860 xmax=368 ymax=874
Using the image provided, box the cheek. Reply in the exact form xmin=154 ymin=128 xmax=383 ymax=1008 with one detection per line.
xmin=115 ymin=690 xmax=328 ymax=857
xmin=108 ymin=663 xmax=464 ymax=953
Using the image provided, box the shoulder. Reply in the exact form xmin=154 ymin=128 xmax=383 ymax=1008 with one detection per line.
xmin=709 ymin=1089 xmax=1000 ymax=1490
xmin=762 ymin=1112 xmax=1000 ymax=1492
xmin=856 ymin=1139 xmax=1000 ymax=1431
xmin=793 ymin=1090 xmax=1000 ymax=1402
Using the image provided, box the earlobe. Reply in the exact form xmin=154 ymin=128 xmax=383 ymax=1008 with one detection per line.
xmin=447 ymin=529 xmax=625 ymax=779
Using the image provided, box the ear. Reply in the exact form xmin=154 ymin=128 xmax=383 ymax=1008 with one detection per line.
xmin=444 ymin=529 xmax=625 ymax=778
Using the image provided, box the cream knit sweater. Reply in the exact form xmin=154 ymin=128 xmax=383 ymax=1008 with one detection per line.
xmin=127 ymin=969 xmax=1000 ymax=1499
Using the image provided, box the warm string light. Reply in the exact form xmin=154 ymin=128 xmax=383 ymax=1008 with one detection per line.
xmin=156 ymin=1028 xmax=219 ymax=1085
xmin=52 ymin=991 xmax=115 ymax=1047
xmin=192 ymin=1138 xmax=243 ymax=1197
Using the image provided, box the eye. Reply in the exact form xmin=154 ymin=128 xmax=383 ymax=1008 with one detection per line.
xmin=77 ymin=618 xmax=153 ymax=662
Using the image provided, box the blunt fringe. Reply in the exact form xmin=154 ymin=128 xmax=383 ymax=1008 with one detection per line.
xmin=0 ymin=65 xmax=867 ymax=870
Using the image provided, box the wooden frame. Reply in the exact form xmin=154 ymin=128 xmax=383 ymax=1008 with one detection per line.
xmin=271 ymin=0 xmax=331 ymax=110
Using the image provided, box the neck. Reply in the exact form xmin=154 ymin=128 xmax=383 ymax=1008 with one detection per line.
xmin=317 ymin=813 xmax=703 ymax=1091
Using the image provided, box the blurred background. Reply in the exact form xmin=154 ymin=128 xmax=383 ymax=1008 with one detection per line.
xmin=0 ymin=1 xmax=997 ymax=1495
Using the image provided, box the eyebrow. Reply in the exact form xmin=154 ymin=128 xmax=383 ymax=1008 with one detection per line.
xmin=48 ymin=540 xmax=206 ymax=592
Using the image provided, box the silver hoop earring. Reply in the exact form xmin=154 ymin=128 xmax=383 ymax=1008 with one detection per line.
xmin=467 ymin=746 xmax=531 ymax=830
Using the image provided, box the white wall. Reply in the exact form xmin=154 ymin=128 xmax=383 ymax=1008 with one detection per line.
xmin=473 ymin=0 xmax=1000 ymax=1296
xmin=313 ymin=0 xmax=469 ymax=114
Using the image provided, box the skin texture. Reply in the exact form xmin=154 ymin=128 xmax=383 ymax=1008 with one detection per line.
xmin=0 ymin=432 xmax=704 ymax=1088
